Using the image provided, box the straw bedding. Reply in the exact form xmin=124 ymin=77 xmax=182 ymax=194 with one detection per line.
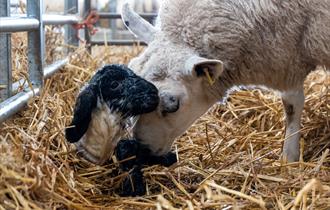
xmin=0 ymin=30 xmax=329 ymax=210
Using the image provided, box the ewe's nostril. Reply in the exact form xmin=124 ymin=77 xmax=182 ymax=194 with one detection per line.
xmin=168 ymin=96 xmax=176 ymax=103
xmin=161 ymin=94 xmax=180 ymax=115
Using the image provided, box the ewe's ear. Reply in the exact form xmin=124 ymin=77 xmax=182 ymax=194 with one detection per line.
xmin=185 ymin=56 xmax=224 ymax=84
xmin=65 ymin=84 xmax=98 ymax=143
xmin=121 ymin=1 xmax=157 ymax=44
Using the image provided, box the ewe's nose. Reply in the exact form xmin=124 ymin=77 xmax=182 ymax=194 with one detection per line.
xmin=160 ymin=93 xmax=180 ymax=115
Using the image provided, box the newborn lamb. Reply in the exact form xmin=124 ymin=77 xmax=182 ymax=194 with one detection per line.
xmin=65 ymin=64 xmax=159 ymax=165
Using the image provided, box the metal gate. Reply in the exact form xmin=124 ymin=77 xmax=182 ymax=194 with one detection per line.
xmin=0 ymin=0 xmax=79 ymax=123
xmin=0 ymin=0 xmax=157 ymax=124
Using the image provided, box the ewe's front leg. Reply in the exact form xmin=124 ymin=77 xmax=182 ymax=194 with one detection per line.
xmin=281 ymin=89 xmax=305 ymax=162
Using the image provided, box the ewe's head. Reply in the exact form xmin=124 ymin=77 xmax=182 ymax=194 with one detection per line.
xmin=122 ymin=3 xmax=224 ymax=155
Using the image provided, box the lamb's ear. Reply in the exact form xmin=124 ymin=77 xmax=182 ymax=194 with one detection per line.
xmin=121 ymin=1 xmax=157 ymax=44
xmin=185 ymin=56 xmax=224 ymax=84
xmin=65 ymin=84 xmax=98 ymax=143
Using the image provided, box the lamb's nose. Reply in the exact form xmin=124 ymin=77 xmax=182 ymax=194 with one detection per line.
xmin=160 ymin=93 xmax=180 ymax=115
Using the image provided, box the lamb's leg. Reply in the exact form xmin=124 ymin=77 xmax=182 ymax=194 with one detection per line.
xmin=120 ymin=165 xmax=146 ymax=196
xmin=281 ymin=89 xmax=305 ymax=162
xmin=139 ymin=151 xmax=177 ymax=167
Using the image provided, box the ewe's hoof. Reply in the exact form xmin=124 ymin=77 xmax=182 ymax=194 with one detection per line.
xmin=281 ymin=153 xmax=300 ymax=163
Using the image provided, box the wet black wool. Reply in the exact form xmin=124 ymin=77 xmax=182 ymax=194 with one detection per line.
xmin=116 ymin=139 xmax=177 ymax=196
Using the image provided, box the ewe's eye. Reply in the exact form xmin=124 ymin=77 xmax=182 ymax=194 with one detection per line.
xmin=110 ymin=81 xmax=120 ymax=90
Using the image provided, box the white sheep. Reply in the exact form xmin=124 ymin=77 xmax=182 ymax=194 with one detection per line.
xmin=121 ymin=0 xmax=330 ymax=162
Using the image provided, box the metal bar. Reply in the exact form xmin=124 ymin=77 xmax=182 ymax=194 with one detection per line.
xmin=43 ymin=57 xmax=69 ymax=78
xmin=0 ymin=87 xmax=40 ymax=124
xmin=0 ymin=17 xmax=39 ymax=32
xmin=91 ymin=40 xmax=147 ymax=46
xmin=0 ymin=0 xmax=12 ymax=102
xmin=84 ymin=0 xmax=91 ymax=53
xmin=65 ymin=0 xmax=79 ymax=50
xmin=0 ymin=1 xmax=75 ymax=124
xmin=43 ymin=14 xmax=79 ymax=25
xmin=1 ymin=58 xmax=68 ymax=124
xmin=98 ymin=12 xmax=157 ymax=20
xmin=12 ymin=58 xmax=69 ymax=94
xmin=10 ymin=3 xmax=20 ymax=7
xmin=27 ymin=0 xmax=44 ymax=88
xmin=109 ymin=0 xmax=117 ymax=41
xmin=0 ymin=14 xmax=79 ymax=31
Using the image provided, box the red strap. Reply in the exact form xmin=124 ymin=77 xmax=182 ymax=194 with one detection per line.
xmin=73 ymin=10 xmax=100 ymax=42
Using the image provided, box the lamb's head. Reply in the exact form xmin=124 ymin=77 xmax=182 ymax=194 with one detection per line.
xmin=122 ymin=3 xmax=224 ymax=155
xmin=65 ymin=64 xmax=159 ymax=164
xmin=93 ymin=64 xmax=159 ymax=117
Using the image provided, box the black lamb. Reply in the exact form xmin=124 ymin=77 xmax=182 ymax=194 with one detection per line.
xmin=65 ymin=64 xmax=159 ymax=165
xmin=65 ymin=64 xmax=177 ymax=196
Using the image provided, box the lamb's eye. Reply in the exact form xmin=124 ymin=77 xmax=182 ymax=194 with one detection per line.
xmin=110 ymin=81 xmax=120 ymax=89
